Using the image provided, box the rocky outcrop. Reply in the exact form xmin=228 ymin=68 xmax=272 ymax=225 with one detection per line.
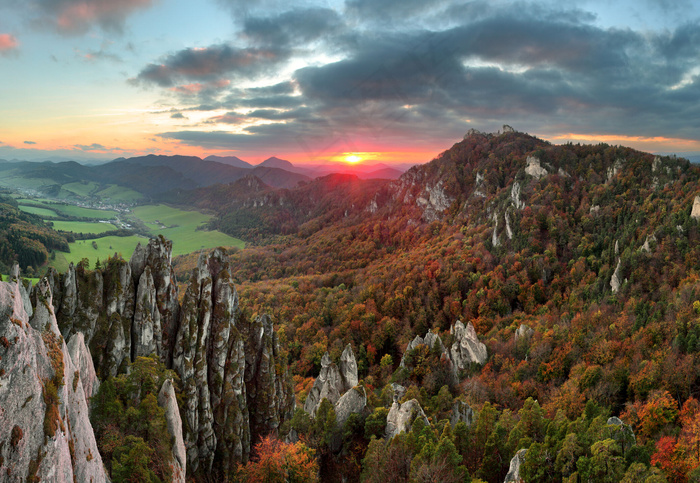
xmin=0 ymin=275 xmax=107 ymax=482
xmin=607 ymin=416 xmax=636 ymax=450
xmin=640 ymin=234 xmax=657 ymax=253
xmin=130 ymin=236 xmax=180 ymax=365
xmin=400 ymin=331 xmax=448 ymax=367
xmin=504 ymin=449 xmax=527 ymax=483
xmin=611 ymin=259 xmax=622 ymax=293
xmin=385 ymin=399 xmax=430 ymax=440
xmin=525 ymin=156 xmax=547 ymax=179
xmin=692 ymin=196 xmax=700 ymax=220
xmin=159 ymin=378 xmax=186 ymax=483
xmin=303 ymin=344 xmax=365 ymax=428
xmin=510 ymin=181 xmax=524 ymax=210
xmin=67 ymin=332 xmax=100 ymax=400
xmin=335 ymin=386 xmax=367 ymax=427
xmin=450 ymin=321 xmax=488 ymax=368
xmin=514 ymin=324 xmax=534 ymax=343
xmin=607 ymin=158 xmax=625 ymax=183
xmin=451 ymin=400 xmax=474 ymax=428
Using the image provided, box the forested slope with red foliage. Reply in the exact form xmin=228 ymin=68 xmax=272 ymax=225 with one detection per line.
xmin=174 ymin=130 xmax=700 ymax=482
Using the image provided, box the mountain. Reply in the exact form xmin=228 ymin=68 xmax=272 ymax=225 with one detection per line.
xmin=258 ymin=156 xmax=295 ymax=170
xmin=204 ymin=154 xmax=254 ymax=169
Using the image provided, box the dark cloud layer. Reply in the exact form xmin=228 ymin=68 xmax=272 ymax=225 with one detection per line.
xmin=134 ymin=2 xmax=700 ymax=154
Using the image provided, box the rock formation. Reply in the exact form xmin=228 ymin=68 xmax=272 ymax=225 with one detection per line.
xmin=22 ymin=238 xmax=294 ymax=480
xmin=692 ymin=195 xmax=700 ymax=220
xmin=451 ymin=400 xmax=474 ymax=427
xmin=504 ymin=449 xmax=527 ymax=483
xmin=400 ymin=331 xmax=448 ymax=367
xmin=611 ymin=259 xmax=622 ymax=293
xmin=525 ymin=156 xmax=547 ymax=179
xmin=158 ymin=378 xmax=186 ymax=483
xmin=385 ymin=399 xmax=430 ymax=440
xmin=510 ymin=181 xmax=524 ymax=210
xmin=450 ymin=320 xmax=488 ymax=368
xmin=303 ymin=344 xmax=366 ymax=428
xmin=0 ymin=272 xmax=107 ymax=482
xmin=514 ymin=324 xmax=534 ymax=343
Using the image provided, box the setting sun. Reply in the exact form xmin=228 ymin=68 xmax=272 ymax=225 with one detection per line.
xmin=344 ymin=154 xmax=362 ymax=163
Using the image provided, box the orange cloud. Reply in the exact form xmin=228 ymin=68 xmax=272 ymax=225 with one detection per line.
xmin=0 ymin=34 xmax=19 ymax=52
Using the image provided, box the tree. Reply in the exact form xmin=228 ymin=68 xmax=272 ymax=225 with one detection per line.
xmin=241 ymin=435 xmax=319 ymax=483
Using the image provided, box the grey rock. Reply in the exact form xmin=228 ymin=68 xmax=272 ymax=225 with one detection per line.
xmin=607 ymin=416 xmax=636 ymax=448
xmin=400 ymin=331 xmax=448 ymax=367
xmin=692 ymin=196 xmax=700 ymax=220
xmin=504 ymin=449 xmax=527 ymax=483
xmin=159 ymin=379 xmax=186 ymax=483
xmin=525 ymin=156 xmax=547 ymax=178
xmin=67 ymin=332 xmax=100 ymax=400
xmin=390 ymin=383 xmax=407 ymax=403
xmin=510 ymin=182 xmax=524 ymax=210
xmin=514 ymin=324 xmax=534 ymax=343
xmin=339 ymin=344 xmax=359 ymax=392
xmin=335 ymin=386 xmax=367 ymax=427
xmin=132 ymin=266 xmax=163 ymax=359
xmin=611 ymin=259 xmax=622 ymax=293
xmin=450 ymin=400 xmax=474 ymax=428
xmin=0 ymin=277 xmax=107 ymax=482
xmin=385 ymin=399 xmax=430 ymax=440
xmin=450 ymin=321 xmax=488 ymax=368
xmin=304 ymin=351 xmax=344 ymax=415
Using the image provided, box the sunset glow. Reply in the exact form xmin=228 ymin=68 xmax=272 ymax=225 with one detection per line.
xmin=0 ymin=0 xmax=698 ymax=163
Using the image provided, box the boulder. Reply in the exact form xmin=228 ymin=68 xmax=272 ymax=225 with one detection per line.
xmin=303 ymin=351 xmax=345 ymax=415
xmin=339 ymin=343 xmax=359 ymax=391
xmin=385 ymin=399 xmax=430 ymax=440
xmin=514 ymin=324 xmax=534 ymax=343
xmin=611 ymin=259 xmax=622 ymax=293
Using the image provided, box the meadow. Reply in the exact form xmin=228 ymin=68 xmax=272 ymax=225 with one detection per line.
xmin=47 ymin=204 xmax=244 ymax=272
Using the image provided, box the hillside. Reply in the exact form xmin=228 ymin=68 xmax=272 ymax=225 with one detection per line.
xmin=174 ymin=129 xmax=700 ymax=481
xmin=4 ymin=129 xmax=700 ymax=482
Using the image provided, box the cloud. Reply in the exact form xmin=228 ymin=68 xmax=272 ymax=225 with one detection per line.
xmin=132 ymin=44 xmax=289 ymax=87
xmin=31 ymin=0 xmax=155 ymax=35
xmin=24 ymin=141 xmax=36 ymax=145
xmin=171 ymin=112 xmax=186 ymax=119
xmin=0 ymin=34 xmax=19 ymax=54
xmin=74 ymin=143 xmax=124 ymax=152
xmin=242 ymin=7 xmax=342 ymax=47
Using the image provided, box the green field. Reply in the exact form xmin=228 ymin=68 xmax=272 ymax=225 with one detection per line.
xmin=18 ymin=204 xmax=59 ymax=217
xmin=49 ymin=220 xmax=117 ymax=234
xmin=61 ymin=181 xmax=100 ymax=197
xmin=50 ymin=204 xmax=118 ymax=219
xmin=52 ymin=235 xmax=148 ymax=273
xmin=0 ymin=176 xmax=59 ymax=191
xmin=132 ymin=204 xmax=244 ymax=256
xmin=46 ymin=204 xmax=244 ymax=273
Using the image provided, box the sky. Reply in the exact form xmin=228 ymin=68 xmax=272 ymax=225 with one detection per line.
xmin=0 ymin=0 xmax=699 ymax=166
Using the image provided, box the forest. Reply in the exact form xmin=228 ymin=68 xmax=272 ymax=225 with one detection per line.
xmin=170 ymin=130 xmax=700 ymax=482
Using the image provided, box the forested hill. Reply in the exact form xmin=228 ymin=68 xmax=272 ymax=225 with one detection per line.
xmin=170 ymin=128 xmax=700 ymax=481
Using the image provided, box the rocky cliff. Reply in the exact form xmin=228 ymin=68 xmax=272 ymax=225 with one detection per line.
xmin=0 ymin=270 xmax=107 ymax=482
xmin=1 ymin=237 xmax=294 ymax=481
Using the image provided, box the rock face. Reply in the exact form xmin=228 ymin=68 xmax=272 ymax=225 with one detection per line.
xmin=451 ymin=400 xmax=474 ymax=428
xmin=504 ymin=449 xmax=527 ymax=483
xmin=385 ymin=399 xmax=430 ymax=440
xmin=611 ymin=259 xmax=622 ymax=293
xmin=692 ymin=195 xmax=700 ymax=220
xmin=35 ymin=237 xmax=294 ymax=479
xmin=400 ymin=331 xmax=448 ymax=367
xmin=525 ymin=156 xmax=547 ymax=179
xmin=0 ymin=275 xmax=107 ymax=482
xmin=172 ymin=249 xmax=294 ymax=476
xmin=67 ymin=332 xmax=100 ymax=400
xmin=450 ymin=320 xmax=488 ymax=368
xmin=158 ymin=378 xmax=186 ymax=483
xmin=514 ymin=324 xmax=534 ymax=343
xmin=303 ymin=344 xmax=366 ymax=427
xmin=510 ymin=181 xmax=524 ymax=210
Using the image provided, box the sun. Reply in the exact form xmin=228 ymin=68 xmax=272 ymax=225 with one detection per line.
xmin=344 ymin=154 xmax=362 ymax=164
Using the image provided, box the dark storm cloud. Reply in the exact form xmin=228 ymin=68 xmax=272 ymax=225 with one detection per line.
xmin=243 ymin=7 xmax=343 ymax=47
xmin=147 ymin=2 xmax=700 ymax=151
xmin=132 ymin=44 xmax=290 ymax=87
